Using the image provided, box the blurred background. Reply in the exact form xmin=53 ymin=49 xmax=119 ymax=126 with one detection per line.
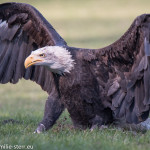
xmin=0 ymin=0 xmax=150 ymax=148
xmin=1 ymin=0 xmax=150 ymax=48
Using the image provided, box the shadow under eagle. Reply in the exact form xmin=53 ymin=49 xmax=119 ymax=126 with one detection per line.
xmin=0 ymin=2 xmax=150 ymax=133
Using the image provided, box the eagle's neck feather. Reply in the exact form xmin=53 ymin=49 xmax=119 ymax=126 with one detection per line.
xmin=44 ymin=46 xmax=75 ymax=74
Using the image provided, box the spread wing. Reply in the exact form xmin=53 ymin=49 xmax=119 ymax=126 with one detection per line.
xmin=0 ymin=2 xmax=67 ymax=93
xmin=81 ymin=14 xmax=150 ymax=124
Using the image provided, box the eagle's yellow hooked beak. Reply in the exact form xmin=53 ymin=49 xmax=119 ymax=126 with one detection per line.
xmin=24 ymin=55 xmax=43 ymax=68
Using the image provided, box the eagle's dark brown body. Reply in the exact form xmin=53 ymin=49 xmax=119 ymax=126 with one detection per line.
xmin=59 ymin=48 xmax=114 ymax=128
xmin=0 ymin=2 xmax=150 ymax=132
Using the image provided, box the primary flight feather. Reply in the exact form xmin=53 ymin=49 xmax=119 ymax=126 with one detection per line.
xmin=0 ymin=2 xmax=150 ymax=133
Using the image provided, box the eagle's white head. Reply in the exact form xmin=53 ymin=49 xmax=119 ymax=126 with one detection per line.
xmin=24 ymin=46 xmax=75 ymax=74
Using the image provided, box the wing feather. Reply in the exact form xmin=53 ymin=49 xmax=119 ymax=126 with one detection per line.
xmin=0 ymin=42 xmax=13 ymax=82
xmin=2 ymin=39 xmax=20 ymax=83
xmin=110 ymin=15 xmax=150 ymax=123
xmin=82 ymin=14 xmax=150 ymax=123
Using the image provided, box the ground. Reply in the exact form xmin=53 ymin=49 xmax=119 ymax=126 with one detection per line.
xmin=0 ymin=0 xmax=150 ymax=150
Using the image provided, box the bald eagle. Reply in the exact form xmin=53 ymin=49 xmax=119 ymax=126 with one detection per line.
xmin=1 ymin=2 xmax=150 ymax=133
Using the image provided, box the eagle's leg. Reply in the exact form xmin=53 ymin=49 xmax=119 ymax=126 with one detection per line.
xmin=139 ymin=118 xmax=150 ymax=130
xmin=113 ymin=118 xmax=150 ymax=132
xmin=35 ymin=94 xmax=64 ymax=133
xmin=90 ymin=115 xmax=106 ymax=131
xmin=72 ymin=120 xmax=88 ymax=130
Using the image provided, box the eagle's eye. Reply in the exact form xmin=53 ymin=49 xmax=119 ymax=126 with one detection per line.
xmin=39 ymin=53 xmax=45 ymax=57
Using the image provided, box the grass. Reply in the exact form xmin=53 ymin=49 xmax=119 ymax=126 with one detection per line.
xmin=0 ymin=0 xmax=150 ymax=150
